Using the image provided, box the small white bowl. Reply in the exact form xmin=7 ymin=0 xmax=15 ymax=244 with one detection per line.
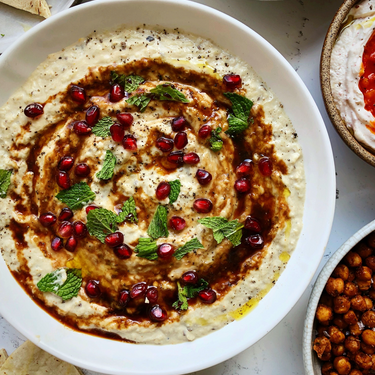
xmin=302 ymin=219 xmax=375 ymax=375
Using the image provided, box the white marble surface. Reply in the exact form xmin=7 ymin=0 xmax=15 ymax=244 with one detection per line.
xmin=3 ymin=0 xmax=375 ymax=374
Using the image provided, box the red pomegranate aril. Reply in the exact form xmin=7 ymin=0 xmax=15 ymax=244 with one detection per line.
xmin=73 ymin=221 xmax=87 ymax=239
xmin=119 ymin=289 xmax=130 ymax=306
xmin=70 ymin=85 xmax=86 ymax=104
xmin=58 ymin=221 xmax=74 ymax=238
xmin=51 ymin=236 xmax=63 ymax=251
xmin=258 ymin=157 xmax=273 ymax=177
xmin=174 ymin=131 xmax=188 ymax=149
xmin=149 ymin=305 xmax=167 ymax=322
xmin=244 ymin=216 xmax=262 ymax=234
xmin=169 ymin=216 xmax=186 ymax=231
xmin=183 ymin=152 xmax=200 ymax=165
xmin=85 ymin=105 xmax=100 ymax=126
xmin=193 ymin=198 xmax=213 ymax=213
xmin=236 ymin=159 xmax=253 ymax=177
xmin=39 ymin=212 xmax=57 ymax=227
xmin=105 ymin=232 xmax=124 ymax=248
xmin=157 ymin=243 xmax=174 ymax=259
xmin=171 ymin=116 xmax=188 ymax=132
xmin=58 ymin=207 xmax=73 ymax=221
xmin=56 ymin=171 xmax=71 ymax=190
xmin=110 ymin=123 xmax=125 ymax=143
xmin=223 ymin=74 xmax=242 ymax=89
xmin=58 ymin=156 xmax=74 ymax=171
xmin=182 ymin=271 xmax=198 ymax=285
xmin=85 ymin=280 xmax=101 ymax=298
xmin=156 ymin=182 xmax=171 ymax=200
xmin=146 ymin=287 xmax=158 ymax=304
xmin=75 ymin=163 xmax=90 ymax=177
xmin=65 ymin=236 xmax=78 ymax=252
xmin=156 ymin=137 xmax=174 ymax=152
xmin=130 ymin=282 xmax=147 ymax=299
xmin=167 ymin=151 xmax=184 ymax=165
xmin=24 ymin=103 xmax=43 ymax=118
xmin=86 ymin=205 xmax=98 ymax=214
xmin=110 ymin=84 xmax=124 ymax=102
xmin=198 ymin=288 xmax=217 ymax=304
xmin=114 ymin=244 xmax=132 ymax=259
xmin=234 ymin=178 xmax=251 ymax=194
xmin=122 ymin=134 xmax=137 ymax=150
xmin=116 ymin=112 xmax=133 ymax=127
xmin=198 ymin=125 xmax=212 ymax=138
xmin=245 ymin=234 xmax=264 ymax=249
xmin=73 ymin=121 xmax=92 ymax=136
xmin=195 ymin=169 xmax=212 ymax=185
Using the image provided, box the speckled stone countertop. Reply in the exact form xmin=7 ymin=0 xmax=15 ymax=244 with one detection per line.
xmin=2 ymin=0 xmax=375 ymax=374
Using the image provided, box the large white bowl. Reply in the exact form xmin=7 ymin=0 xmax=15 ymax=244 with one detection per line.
xmin=0 ymin=1 xmax=336 ymax=374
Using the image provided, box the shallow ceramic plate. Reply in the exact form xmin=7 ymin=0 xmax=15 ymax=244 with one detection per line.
xmin=0 ymin=0 xmax=336 ymax=374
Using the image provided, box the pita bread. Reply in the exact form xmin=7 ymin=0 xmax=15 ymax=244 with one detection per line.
xmin=0 ymin=0 xmax=51 ymax=18
xmin=0 ymin=349 xmax=8 ymax=368
xmin=0 ymin=341 xmax=81 ymax=375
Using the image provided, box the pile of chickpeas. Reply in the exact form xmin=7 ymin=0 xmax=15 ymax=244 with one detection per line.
xmin=314 ymin=232 xmax=375 ymax=375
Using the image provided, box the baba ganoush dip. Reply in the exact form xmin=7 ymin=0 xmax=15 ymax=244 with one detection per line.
xmin=0 ymin=26 xmax=305 ymax=344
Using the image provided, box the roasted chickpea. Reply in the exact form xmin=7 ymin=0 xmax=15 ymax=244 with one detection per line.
xmin=333 ymin=264 xmax=350 ymax=281
xmin=349 ymin=322 xmax=363 ymax=336
xmin=317 ymin=304 xmax=334 ymax=323
xmin=362 ymin=311 xmax=375 ymax=327
xmin=345 ymin=252 xmax=362 ymax=268
xmin=313 ymin=336 xmax=331 ymax=358
xmin=333 ymin=316 xmax=349 ymax=329
xmin=361 ymin=341 xmax=375 ymax=355
xmin=348 ymin=371 xmax=363 ymax=375
xmin=332 ymin=344 xmax=345 ymax=356
xmin=344 ymin=336 xmax=361 ymax=353
xmin=322 ymin=363 xmax=334 ymax=375
xmin=334 ymin=296 xmax=351 ymax=314
xmin=362 ymin=329 xmax=375 ymax=346
xmin=355 ymin=351 xmax=373 ymax=370
xmin=344 ymin=282 xmax=359 ymax=298
xmin=326 ymin=277 xmax=345 ymax=297
xmin=343 ymin=310 xmax=358 ymax=325
xmin=356 ymin=279 xmax=372 ymax=291
xmin=364 ymin=296 xmax=373 ymax=310
xmin=348 ymin=271 xmax=355 ymax=282
xmin=365 ymin=255 xmax=375 ymax=271
xmin=328 ymin=326 xmax=345 ymax=344
xmin=333 ymin=356 xmax=351 ymax=375
xmin=351 ymin=295 xmax=367 ymax=311
xmin=329 ymin=372 xmax=339 ymax=375
xmin=366 ymin=232 xmax=375 ymax=248
xmin=321 ymin=351 xmax=332 ymax=361
xmin=355 ymin=266 xmax=372 ymax=281
xmin=354 ymin=243 xmax=373 ymax=259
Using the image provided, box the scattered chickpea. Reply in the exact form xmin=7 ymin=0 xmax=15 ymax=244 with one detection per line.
xmin=362 ymin=330 xmax=375 ymax=346
xmin=350 ymin=295 xmax=367 ymax=311
xmin=332 ymin=344 xmax=345 ymax=356
xmin=316 ymin=304 xmax=333 ymax=323
xmin=329 ymin=326 xmax=345 ymax=344
xmin=313 ymin=336 xmax=331 ymax=359
xmin=345 ymin=252 xmax=362 ymax=268
xmin=344 ymin=336 xmax=360 ymax=353
xmin=322 ymin=362 xmax=334 ymax=375
xmin=365 ymin=255 xmax=375 ymax=271
xmin=343 ymin=282 xmax=358 ymax=298
xmin=333 ymin=316 xmax=348 ymax=329
xmin=355 ymin=279 xmax=372 ymax=291
xmin=354 ymin=351 xmax=373 ymax=370
xmin=343 ymin=310 xmax=358 ymax=325
xmin=366 ymin=232 xmax=375 ymax=248
xmin=333 ymin=356 xmax=351 ymax=375
xmin=326 ymin=277 xmax=345 ymax=296
xmin=355 ymin=266 xmax=372 ymax=281
xmin=349 ymin=322 xmax=363 ymax=337
xmin=354 ymin=243 xmax=372 ymax=259
xmin=361 ymin=341 xmax=375 ymax=355
xmin=348 ymin=370 xmax=363 ymax=375
xmin=364 ymin=296 xmax=373 ymax=310
xmin=333 ymin=264 xmax=349 ymax=281
xmin=334 ymin=295 xmax=351 ymax=314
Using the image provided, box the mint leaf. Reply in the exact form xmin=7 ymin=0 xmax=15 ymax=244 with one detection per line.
xmin=172 ymin=282 xmax=189 ymax=310
xmin=209 ymin=127 xmax=223 ymax=152
xmin=87 ymin=208 xmax=118 ymax=243
xmin=37 ymin=269 xmax=63 ymax=293
xmin=185 ymin=279 xmax=209 ymax=298
xmin=0 ymin=170 xmax=12 ymax=198
xmin=134 ymin=238 xmax=158 ymax=260
xmin=126 ymin=94 xmax=151 ymax=112
xmin=92 ymin=116 xmax=114 ymax=137
xmin=117 ymin=196 xmax=138 ymax=224
xmin=150 ymin=84 xmax=189 ymax=103
xmin=55 ymin=182 xmax=95 ymax=210
xmin=173 ymin=238 xmax=204 ymax=260
xmin=96 ymin=150 xmax=116 ymax=180
xmin=124 ymin=75 xmax=145 ymax=93
xmin=169 ymin=180 xmax=181 ymax=204
xmin=111 ymin=71 xmax=125 ymax=86
xmin=147 ymin=205 xmax=168 ymax=239
xmin=224 ymin=92 xmax=253 ymax=136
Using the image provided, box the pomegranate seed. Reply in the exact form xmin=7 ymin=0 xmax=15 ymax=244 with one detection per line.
xmin=116 ymin=113 xmax=133 ymax=127
xmin=245 ymin=234 xmax=264 ymax=249
xmin=86 ymin=105 xmax=100 ymax=126
xmin=110 ymin=84 xmax=124 ymax=102
xmin=24 ymin=103 xmax=43 ymax=118
xmin=114 ymin=244 xmax=132 ymax=259
xmin=70 ymin=85 xmax=86 ymax=104
xmin=236 ymin=159 xmax=253 ymax=177
xmin=130 ymin=282 xmax=147 ymax=299
xmin=75 ymin=163 xmax=90 ymax=177
xmin=156 ymin=182 xmax=171 ymax=200
xmin=183 ymin=152 xmax=200 ymax=165
xmin=198 ymin=125 xmax=212 ymax=138
xmin=157 ymin=243 xmax=174 ymax=259
xmin=171 ymin=116 xmax=188 ymax=132
xmin=156 ymin=137 xmax=174 ymax=152
xmin=198 ymin=288 xmax=217 ymax=304
xmin=193 ymin=198 xmax=213 ymax=213
xmin=73 ymin=221 xmax=87 ymax=239
xmin=244 ymin=216 xmax=262 ymax=233
xmin=110 ymin=123 xmax=125 ymax=143
xmin=182 ymin=271 xmax=198 ymax=284
xmin=195 ymin=169 xmax=212 ymax=185
xmin=119 ymin=289 xmax=130 ymax=306
xmin=223 ymin=74 xmax=242 ymax=89
xmin=234 ymin=178 xmax=251 ymax=193
xmin=39 ymin=212 xmax=57 ymax=227
xmin=65 ymin=236 xmax=78 ymax=252
xmin=105 ymin=232 xmax=124 ymax=248
xmin=122 ymin=134 xmax=137 ymax=150
xmin=258 ymin=157 xmax=273 ymax=177
xmin=56 ymin=171 xmax=71 ymax=190
xmin=51 ymin=236 xmax=63 ymax=251
xmin=169 ymin=216 xmax=186 ymax=231
xmin=86 ymin=205 xmax=99 ymax=214
xmin=58 ymin=221 xmax=74 ymax=238
xmin=58 ymin=207 xmax=73 ymax=221
xmin=85 ymin=280 xmax=101 ymax=298
xmin=167 ymin=151 xmax=184 ymax=166
xmin=174 ymin=132 xmax=188 ymax=149
xmin=146 ymin=287 xmax=158 ymax=304
xmin=73 ymin=121 xmax=92 ymax=136
xmin=58 ymin=156 xmax=74 ymax=171
xmin=149 ymin=305 xmax=167 ymax=322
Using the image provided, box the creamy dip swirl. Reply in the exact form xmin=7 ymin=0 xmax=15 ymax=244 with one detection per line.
xmin=0 ymin=27 xmax=305 ymax=344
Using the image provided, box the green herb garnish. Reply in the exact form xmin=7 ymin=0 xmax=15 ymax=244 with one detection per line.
xmin=126 ymin=94 xmax=151 ymax=112
xmin=168 ymin=179 xmax=181 ymax=204
xmin=224 ymin=92 xmax=253 ymax=136
xmin=150 ymin=84 xmax=190 ymax=103
xmin=92 ymin=116 xmax=114 ymax=137
xmin=117 ymin=196 xmax=138 ymax=224
xmin=172 ymin=279 xmax=209 ymax=310
xmin=0 ymin=170 xmax=12 ymax=198
xmin=96 ymin=150 xmax=116 ymax=180
xmin=86 ymin=207 xmax=118 ymax=243
xmin=55 ymin=182 xmax=95 ymax=210
xmin=110 ymin=71 xmax=144 ymax=93
xmin=134 ymin=238 xmax=158 ymax=260
xmin=173 ymin=238 xmax=204 ymax=260
xmin=147 ymin=205 xmax=168 ymax=239
xmin=209 ymin=127 xmax=223 ymax=152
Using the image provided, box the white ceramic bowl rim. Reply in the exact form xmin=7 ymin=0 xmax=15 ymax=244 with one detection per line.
xmin=0 ymin=1 xmax=336 ymax=374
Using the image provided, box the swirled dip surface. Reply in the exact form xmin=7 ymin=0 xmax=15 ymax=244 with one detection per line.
xmin=0 ymin=26 xmax=305 ymax=344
